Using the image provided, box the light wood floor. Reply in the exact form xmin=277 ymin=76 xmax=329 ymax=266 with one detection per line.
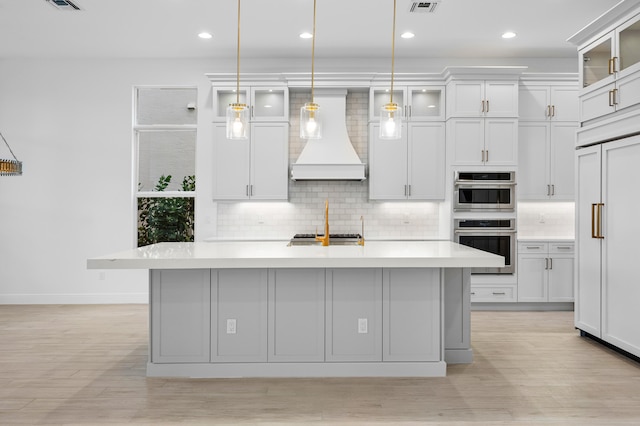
xmin=0 ymin=305 xmax=639 ymax=425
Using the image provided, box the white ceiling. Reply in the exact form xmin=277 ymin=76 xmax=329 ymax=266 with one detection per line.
xmin=0 ymin=0 xmax=621 ymax=60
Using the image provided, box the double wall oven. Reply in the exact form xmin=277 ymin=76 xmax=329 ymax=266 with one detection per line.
xmin=453 ymin=171 xmax=517 ymax=274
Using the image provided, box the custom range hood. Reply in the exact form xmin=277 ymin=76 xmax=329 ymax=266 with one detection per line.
xmin=291 ymin=89 xmax=366 ymax=181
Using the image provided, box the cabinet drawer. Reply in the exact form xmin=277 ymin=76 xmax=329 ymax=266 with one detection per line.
xmin=550 ymin=243 xmax=575 ymax=254
xmin=470 ymin=285 xmax=517 ymax=303
xmin=518 ymin=242 xmax=548 ymax=253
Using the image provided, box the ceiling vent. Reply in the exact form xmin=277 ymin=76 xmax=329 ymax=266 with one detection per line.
xmin=409 ymin=2 xmax=440 ymax=13
xmin=45 ymin=0 xmax=82 ymax=11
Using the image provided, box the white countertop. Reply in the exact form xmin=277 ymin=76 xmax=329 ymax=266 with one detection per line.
xmin=87 ymin=241 xmax=504 ymax=270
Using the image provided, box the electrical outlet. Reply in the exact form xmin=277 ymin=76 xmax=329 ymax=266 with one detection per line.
xmin=538 ymin=213 xmax=546 ymax=223
xmin=403 ymin=213 xmax=411 ymax=224
xmin=358 ymin=318 xmax=368 ymax=334
xmin=226 ymin=319 xmax=237 ymax=334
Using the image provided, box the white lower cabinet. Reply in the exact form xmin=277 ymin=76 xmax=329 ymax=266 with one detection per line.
xmin=517 ymin=242 xmax=574 ymax=303
xmin=576 ymin=135 xmax=640 ymax=358
xmin=150 ymin=269 xmax=211 ymax=363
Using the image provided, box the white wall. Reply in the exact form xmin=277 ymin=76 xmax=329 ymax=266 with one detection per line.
xmin=0 ymin=56 xmax=578 ymax=304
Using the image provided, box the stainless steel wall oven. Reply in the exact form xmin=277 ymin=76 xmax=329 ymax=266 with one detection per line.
xmin=454 ymin=171 xmax=516 ymax=211
xmin=454 ymin=219 xmax=516 ymax=274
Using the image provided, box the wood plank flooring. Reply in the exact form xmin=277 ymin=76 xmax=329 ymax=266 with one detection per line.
xmin=1 ymin=305 xmax=639 ymax=425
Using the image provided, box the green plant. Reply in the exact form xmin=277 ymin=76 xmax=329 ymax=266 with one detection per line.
xmin=137 ymin=175 xmax=195 ymax=247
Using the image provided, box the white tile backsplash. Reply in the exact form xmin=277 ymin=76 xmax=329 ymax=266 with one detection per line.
xmin=216 ymin=91 xmax=441 ymax=240
xmin=517 ymin=202 xmax=575 ymax=239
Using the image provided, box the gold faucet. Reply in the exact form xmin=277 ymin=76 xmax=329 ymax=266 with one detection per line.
xmin=315 ymin=199 xmax=330 ymax=246
xmin=357 ymin=215 xmax=365 ymax=246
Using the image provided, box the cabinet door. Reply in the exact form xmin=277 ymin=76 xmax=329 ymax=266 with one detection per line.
xmin=446 ymin=81 xmax=483 ymax=117
xmin=213 ymin=87 xmax=248 ymax=122
xmin=575 ymin=145 xmax=602 ymax=337
xmin=616 ymin=69 xmax=640 ymax=111
xmin=268 ymin=269 xmax=325 ymax=362
xmin=151 ymin=269 xmax=211 ymax=363
xmin=580 ymin=82 xmax=616 ymax=122
xmin=616 ymin=13 xmax=640 ymax=76
xmin=549 ymin=122 xmax=578 ymax=200
xmin=383 ymin=268 xmax=441 ymax=362
xmin=517 ymin=255 xmax=548 ymax=302
xmin=519 ymin=86 xmax=550 ymax=121
xmin=550 ymin=86 xmax=579 ymax=122
xmin=213 ymin=124 xmax=250 ymax=200
xmin=211 ymin=269 xmax=268 ymax=363
xmin=580 ymin=34 xmax=615 ymax=89
xmin=601 ymin=136 xmax=640 ymax=357
xmin=518 ymin=122 xmax=551 ymax=200
xmin=250 ymin=123 xmax=289 ymax=200
xmin=370 ymin=87 xmax=406 ymax=121
xmin=369 ymin=123 xmax=409 ymax=200
xmin=448 ymin=118 xmax=484 ymax=165
xmin=548 ymin=256 xmax=574 ymax=302
xmin=484 ymin=119 xmax=518 ymax=166
xmin=484 ymin=81 xmax=519 ymax=117
xmin=407 ymin=122 xmax=445 ymax=200
xmin=407 ymin=86 xmax=444 ymax=121
xmin=250 ymin=87 xmax=288 ymax=121
xmin=325 ymin=269 xmax=382 ymax=362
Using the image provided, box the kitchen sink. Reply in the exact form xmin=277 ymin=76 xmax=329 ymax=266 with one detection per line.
xmin=287 ymin=233 xmax=362 ymax=246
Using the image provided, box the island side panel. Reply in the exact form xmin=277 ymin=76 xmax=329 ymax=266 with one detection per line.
xmin=268 ymin=268 xmax=326 ymax=362
xmin=443 ymin=268 xmax=473 ymax=364
xmin=150 ymin=269 xmax=211 ymax=363
xmin=382 ymin=268 xmax=441 ymax=362
xmin=211 ymin=269 xmax=268 ymax=363
xmin=325 ymin=268 xmax=383 ymax=362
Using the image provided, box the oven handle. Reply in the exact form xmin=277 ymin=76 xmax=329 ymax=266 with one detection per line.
xmin=454 ymin=182 xmax=516 ymax=187
xmin=454 ymin=230 xmax=516 ymax=234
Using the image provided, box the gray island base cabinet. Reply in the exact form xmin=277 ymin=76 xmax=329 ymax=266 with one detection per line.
xmin=88 ymin=241 xmax=503 ymax=378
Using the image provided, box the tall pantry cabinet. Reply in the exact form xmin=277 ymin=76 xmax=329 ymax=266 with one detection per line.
xmin=571 ymin=0 xmax=640 ymax=358
xmin=575 ymin=136 xmax=640 ymax=357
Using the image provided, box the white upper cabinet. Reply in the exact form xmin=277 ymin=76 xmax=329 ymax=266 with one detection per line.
xmin=369 ymin=122 xmax=445 ymax=200
xmin=446 ymin=80 xmax=518 ymax=118
xmin=575 ymin=10 xmax=640 ymax=122
xmin=369 ymin=86 xmax=445 ymax=122
xmin=213 ymin=123 xmax=289 ymax=201
xmin=213 ymin=86 xmax=289 ymax=122
xmin=519 ymin=85 xmax=579 ymax=122
xmin=448 ymin=118 xmax=518 ymax=166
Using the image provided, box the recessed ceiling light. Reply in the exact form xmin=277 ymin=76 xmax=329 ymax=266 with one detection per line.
xmin=198 ymin=32 xmax=213 ymax=39
xmin=299 ymin=32 xmax=313 ymax=39
xmin=502 ymin=31 xmax=516 ymax=39
xmin=401 ymin=32 xmax=415 ymax=39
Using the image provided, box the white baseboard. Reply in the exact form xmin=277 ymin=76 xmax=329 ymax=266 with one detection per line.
xmin=0 ymin=293 xmax=149 ymax=304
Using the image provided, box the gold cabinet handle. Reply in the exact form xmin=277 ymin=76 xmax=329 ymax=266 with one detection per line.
xmin=551 ymin=184 xmax=555 ymax=196
xmin=551 ymin=105 xmax=555 ymax=117
xmin=591 ymin=203 xmax=597 ymax=238
xmin=481 ymin=100 xmax=485 ymax=113
xmin=485 ymin=150 xmax=488 ymax=162
xmin=609 ymin=90 xmax=615 ymax=107
xmin=492 ymin=292 xmax=506 ymax=296
xmin=608 ymin=58 xmax=614 ymax=75
xmin=613 ymin=88 xmax=619 ymax=106
xmin=547 ymin=184 xmax=550 ymax=196
xmin=545 ymin=258 xmax=549 ymax=270
xmin=549 ymin=258 xmax=553 ymax=270
xmin=597 ymin=203 xmax=604 ymax=239
xmin=612 ymin=56 xmax=618 ymax=73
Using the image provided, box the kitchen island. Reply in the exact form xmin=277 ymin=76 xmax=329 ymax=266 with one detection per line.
xmin=88 ymin=241 xmax=503 ymax=377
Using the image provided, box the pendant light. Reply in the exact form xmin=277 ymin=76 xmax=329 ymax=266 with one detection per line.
xmin=379 ymin=0 xmax=401 ymax=140
xmin=300 ymin=0 xmax=322 ymax=140
xmin=226 ymin=0 xmax=249 ymax=140
xmin=0 ymin=131 xmax=22 ymax=176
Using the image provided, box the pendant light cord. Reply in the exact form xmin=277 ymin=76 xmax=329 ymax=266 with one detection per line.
xmin=0 ymin=131 xmax=19 ymax=161
xmin=389 ymin=0 xmax=397 ymax=104
xmin=311 ymin=0 xmax=317 ymax=103
xmin=236 ymin=0 xmax=241 ymax=105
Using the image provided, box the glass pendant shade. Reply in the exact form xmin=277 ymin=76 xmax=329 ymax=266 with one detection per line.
xmin=300 ymin=102 xmax=322 ymax=139
xmin=226 ymin=103 xmax=249 ymax=140
xmin=379 ymin=102 xmax=402 ymax=140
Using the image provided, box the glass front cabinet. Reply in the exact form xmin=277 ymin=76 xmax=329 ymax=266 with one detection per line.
xmin=213 ymin=86 xmax=289 ymax=122
xmin=369 ymin=86 xmax=444 ymax=122
xmin=579 ymin=11 xmax=640 ymax=122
